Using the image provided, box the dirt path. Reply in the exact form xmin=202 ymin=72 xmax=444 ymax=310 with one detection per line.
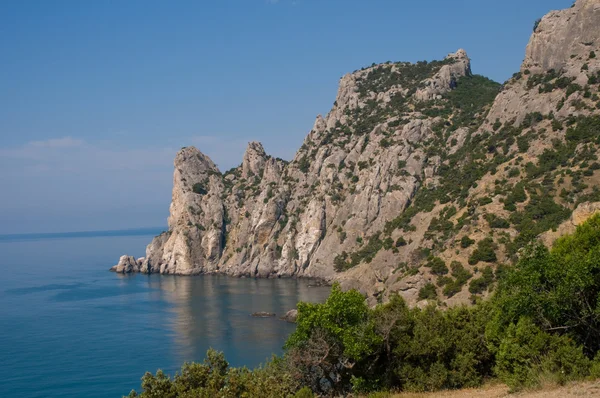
xmin=389 ymin=380 xmax=600 ymax=397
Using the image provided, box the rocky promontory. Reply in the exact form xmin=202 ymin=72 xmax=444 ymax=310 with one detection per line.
xmin=115 ymin=0 xmax=600 ymax=306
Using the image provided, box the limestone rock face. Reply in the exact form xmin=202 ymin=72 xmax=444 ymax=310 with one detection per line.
xmin=486 ymin=0 xmax=600 ymax=127
xmin=116 ymin=1 xmax=600 ymax=307
xmin=134 ymin=146 xmax=227 ymax=275
xmin=111 ymin=255 xmax=140 ymax=273
xmin=523 ymin=0 xmax=600 ymax=74
xmin=242 ymin=142 xmax=267 ymax=179
xmin=414 ymin=49 xmax=472 ymax=101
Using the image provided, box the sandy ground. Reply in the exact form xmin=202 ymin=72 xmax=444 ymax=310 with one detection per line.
xmin=388 ymin=380 xmax=600 ymax=397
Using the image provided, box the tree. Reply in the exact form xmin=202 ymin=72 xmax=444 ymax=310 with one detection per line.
xmin=488 ymin=214 xmax=600 ymax=357
xmin=285 ymin=284 xmax=381 ymax=394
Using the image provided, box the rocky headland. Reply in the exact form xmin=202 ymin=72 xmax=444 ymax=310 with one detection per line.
xmin=114 ymin=0 xmax=600 ymax=307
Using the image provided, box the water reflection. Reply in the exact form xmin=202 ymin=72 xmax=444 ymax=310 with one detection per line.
xmin=143 ymin=275 xmax=330 ymax=368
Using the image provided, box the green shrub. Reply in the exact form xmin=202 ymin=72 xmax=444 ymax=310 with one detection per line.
xmin=192 ymin=183 xmax=207 ymax=195
xmin=392 ymin=304 xmax=493 ymax=392
xmin=293 ymin=386 xmax=314 ymax=398
xmin=126 ymin=349 xmax=301 ymax=398
xmin=298 ymin=156 xmax=310 ymax=173
xmin=490 ymin=214 xmax=600 ymax=357
xmin=495 ymin=318 xmax=590 ymax=390
xmin=418 ymin=283 xmax=437 ymax=300
xmin=468 ymin=238 xmax=497 ymax=265
xmin=468 ymin=266 xmax=494 ymax=294
xmin=485 ymin=214 xmax=510 ymax=229
xmin=425 ymin=257 xmax=448 ymax=276
xmin=460 ymin=236 xmax=475 ymax=248
xmin=443 ymin=262 xmax=473 ymax=297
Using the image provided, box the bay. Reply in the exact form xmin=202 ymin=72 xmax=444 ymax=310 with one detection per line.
xmin=0 ymin=230 xmax=330 ymax=398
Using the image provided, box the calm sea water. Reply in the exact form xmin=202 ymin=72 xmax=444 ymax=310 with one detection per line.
xmin=0 ymin=230 xmax=331 ymax=398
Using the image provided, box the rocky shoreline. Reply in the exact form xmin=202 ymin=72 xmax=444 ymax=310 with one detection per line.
xmin=111 ymin=254 xmax=332 ymax=286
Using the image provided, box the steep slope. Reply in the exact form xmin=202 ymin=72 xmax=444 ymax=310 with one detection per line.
xmin=114 ymin=0 xmax=600 ymax=306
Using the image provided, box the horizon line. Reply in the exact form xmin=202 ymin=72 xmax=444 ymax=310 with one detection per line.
xmin=0 ymin=226 xmax=167 ymax=242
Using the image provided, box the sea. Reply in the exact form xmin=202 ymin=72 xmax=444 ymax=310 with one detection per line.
xmin=0 ymin=229 xmax=331 ymax=398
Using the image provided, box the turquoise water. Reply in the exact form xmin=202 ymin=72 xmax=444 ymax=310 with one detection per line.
xmin=0 ymin=230 xmax=330 ymax=397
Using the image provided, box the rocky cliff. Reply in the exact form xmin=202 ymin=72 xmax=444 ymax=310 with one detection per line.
xmin=114 ymin=0 xmax=600 ymax=306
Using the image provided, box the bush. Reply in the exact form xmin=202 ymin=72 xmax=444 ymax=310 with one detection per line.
xmin=192 ymin=183 xmax=207 ymax=195
xmin=460 ymin=236 xmax=475 ymax=248
xmin=127 ymin=349 xmax=300 ymax=398
xmin=298 ymin=156 xmax=310 ymax=173
xmin=395 ymin=237 xmax=407 ymax=247
xmin=468 ymin=238 xmax=497 ymax=265
xmin=293 ymin=387 xmax=314 ymax=398
xmin=495 ymin=318 xmax=590 ymax=390
xmin=392 ymin=304 xmax=493 ymax=391
xmin=468 ymin=266 xmax=494 ymax=294
xmin=425 ymin=257 xmax=448 ymax=276
xmin=443 ymin=262 xmax=473 ymax=297
xmin=490 ymin=214 xmax=600 ymax=357
xmin=418 ymin=283 xmax=437 ymax=300
xmin=485 ymin=214 xmax=510 ymax=229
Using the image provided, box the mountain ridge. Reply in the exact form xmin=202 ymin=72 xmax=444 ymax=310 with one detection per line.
xmin=114 ymin=0 xmax=600 ymax=307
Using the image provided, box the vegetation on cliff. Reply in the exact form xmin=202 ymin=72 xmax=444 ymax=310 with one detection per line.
xmin=126 ymin=214 xmax=600 ymax=397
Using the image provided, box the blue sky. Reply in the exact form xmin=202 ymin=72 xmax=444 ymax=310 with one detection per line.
xmin=0 ymin=0 xmax=572 ymax=233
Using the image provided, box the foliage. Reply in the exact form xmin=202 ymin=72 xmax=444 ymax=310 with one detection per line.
xmin=566 ymin=115 xmax=600 ymax=142
xmin=468 ymin=238 xmax=497 ymax=265
xmin=509 ymin=187 xmax=571 ymax=251
xmin=333 ymin=234 xmax=385 ymax=272
xmin=425 ymin=257 xmax=448 ymax=276
xmin=355 ymin=59 xmax=455 ymax=99
xmin=494 ymin=318 xmax=590 ymax=390
xmin=489 ymin=214 xmax=600 ymax=357
xmin=468 ymin=266 xmax=495 ymax=294
xmin=126 ymin=349 xmax=300 ymax=398
xmin=418 ymin=283 xmax=437 ymax=300
xmin=443 ymin=262 xmax=473 ymax=297
xmin=192 ymin=183 xmax=207 ymax=195
xmin=460 ymin=235 xmax=475 ymax=248
xmin=285 ymin=284 xmax=381 ymax=394
xmin=485 ymin=214 xmax=510 ymax=229
xmin=390 ymin=304 xmax=494 ymax=392
xmin=297 ymin=156 xmax=310 ymax=173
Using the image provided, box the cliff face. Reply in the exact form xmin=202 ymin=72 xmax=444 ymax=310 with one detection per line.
xmin=115 ymin=0 xmax=600 ymax=306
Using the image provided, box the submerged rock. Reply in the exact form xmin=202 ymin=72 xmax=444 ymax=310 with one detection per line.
xmin=251 ymin=312 xmax=276 ymax=318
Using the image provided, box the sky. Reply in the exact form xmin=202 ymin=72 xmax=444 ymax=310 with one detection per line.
xmin=0 ymin=0 xmax=573 ymax=234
